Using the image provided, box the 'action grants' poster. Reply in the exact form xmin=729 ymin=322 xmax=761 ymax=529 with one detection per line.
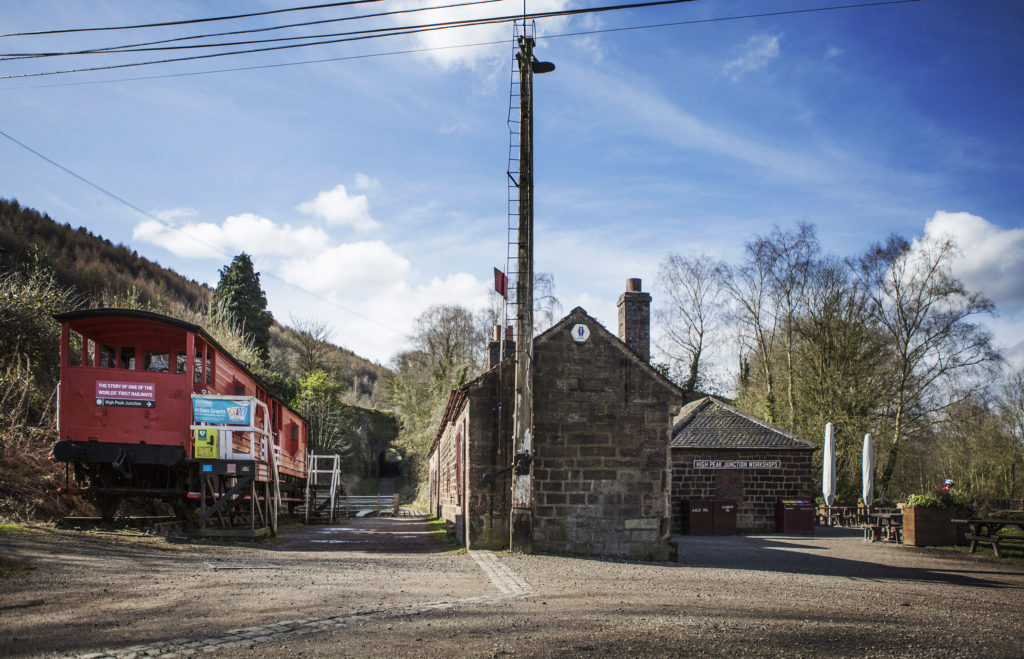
xmin=192 ymin=397 xmax=251 ymax=425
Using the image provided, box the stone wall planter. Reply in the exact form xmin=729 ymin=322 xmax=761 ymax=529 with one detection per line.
xmin=903 ymin=506 xmax=963 ymax=546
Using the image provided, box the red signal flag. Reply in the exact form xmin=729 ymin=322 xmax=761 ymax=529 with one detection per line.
xmin=493 ymin=267 xmax=508 ymax=299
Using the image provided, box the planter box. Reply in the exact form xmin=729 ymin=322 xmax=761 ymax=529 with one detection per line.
xmin=903 ymin=506 xmax=964 ymax=546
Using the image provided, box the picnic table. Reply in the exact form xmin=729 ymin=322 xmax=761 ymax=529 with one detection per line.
xmin=951 ymin=518 xmax=1024 ymax=558
xmin=864 ymin=512 xmax=903 ymax=543
xmin=817 ymin=506 xmax=857 ymax=527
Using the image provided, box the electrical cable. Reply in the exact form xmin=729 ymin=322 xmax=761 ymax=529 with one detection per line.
xmin=0 ymin=126 xmax=413 ymax=339
xmin=0 ymin=0 xmax=700 ymax=79
xmin=0 ymin=0 xmax=387 ymax=37
xmin=0 ymin=0 xmax=505 ymax=60
xmin=0 ymin=0 xmax=924 ymax=89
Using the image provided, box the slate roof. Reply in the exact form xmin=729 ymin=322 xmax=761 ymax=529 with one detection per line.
xmin=671 ymin=397 xmax=816 ymax=451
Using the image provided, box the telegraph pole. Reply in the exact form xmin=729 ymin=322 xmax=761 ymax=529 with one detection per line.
xmin=510 ymin=28 xmax=553 ymax=553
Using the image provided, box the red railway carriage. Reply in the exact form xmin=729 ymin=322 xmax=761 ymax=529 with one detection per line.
xmin=51 ymin=308 xmax=308 ymax=520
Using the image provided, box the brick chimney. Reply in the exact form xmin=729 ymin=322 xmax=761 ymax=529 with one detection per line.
xmin=488 ymin=325 xmax=515 ymax=369
xmin=617 ymin=278 xmax=651 ymax=362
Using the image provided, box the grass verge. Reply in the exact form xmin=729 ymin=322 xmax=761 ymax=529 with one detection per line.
xmin=933 ymin=536 xmax=1024 ymax=565
xmin=427 ymin=516 xmax=465 ymax=553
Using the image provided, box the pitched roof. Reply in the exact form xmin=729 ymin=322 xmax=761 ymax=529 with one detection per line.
xmin=671 ymin=397 xmax=816 ymax=451
xmin=534 ymin=306 xmax=682 ymax=399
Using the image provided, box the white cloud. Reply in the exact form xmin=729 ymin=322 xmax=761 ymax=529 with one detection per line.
xmin=826 ymin=46 xmax=843 ymax=59
xmin=278 ymin=241 xmax=411 ymax=293
xmin=354 ymin=173 xmax=380 ymax=190
xmin=297 ymin=184 xmax=379 ymax=231
xmin=154 ymin=207 xmax=197 ymax=222
xmin=922 ymin=210 xmax=1024 ymax=312
xmin=439 ymin=121 xmax=470 ymax=135
xmin=133 ymin=213 xmax=329 ymax=259
xmin=266 ymin=265 xmax=491 ymax=363
xmin=385 ymin=0 xmax=573 ymax=70
xmin=572 ymin=68 xmax=819 ymax=181
xmin=723 ymin=34 xmax=781 ymax=81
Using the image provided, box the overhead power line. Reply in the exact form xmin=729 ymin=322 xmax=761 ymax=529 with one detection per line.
xmin=0 ymin=126 xmax=413 ymax=339
xmin=0 ymin=0 xmax=505 ymax=61
xmin=0 ymin=0 xmax=700 ymax=79
xmin=0 ymin=0 xmax=925 ymax=89
xmin=0 ymin=0 xmax=386 ymax=37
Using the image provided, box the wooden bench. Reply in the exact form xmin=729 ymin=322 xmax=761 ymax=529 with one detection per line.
xmin=863 ymin=522 xmax=882 ymax=542
xmin=966 ymin=532 xmax=1024 ymax=559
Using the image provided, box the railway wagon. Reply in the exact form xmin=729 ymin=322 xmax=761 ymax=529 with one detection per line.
xmin=51 ymin=308 xmax=308 ymax=522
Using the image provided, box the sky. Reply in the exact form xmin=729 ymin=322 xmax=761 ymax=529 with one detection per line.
xmin=1 ymin=0 xmax=1022 ymax=377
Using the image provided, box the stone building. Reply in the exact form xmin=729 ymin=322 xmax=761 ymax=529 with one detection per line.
xmin=670 ymin=396 xmax=816 ymax=533
xmin=429 ymin=279 xmax=682 ymax=560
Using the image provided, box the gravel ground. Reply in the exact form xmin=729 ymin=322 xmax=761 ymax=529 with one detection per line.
xmin=2 ymin=520 xmax=1022 ymax=658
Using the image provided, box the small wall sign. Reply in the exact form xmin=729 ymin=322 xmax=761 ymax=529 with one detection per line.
xmin=693 ymin=459 xmax=781 ymax=470
xmin=571 ymin=323 xmax=590 ymax=343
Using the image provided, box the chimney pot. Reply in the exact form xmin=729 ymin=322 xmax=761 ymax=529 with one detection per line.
xmin=626 ymin=278 xmax=642 ymax=293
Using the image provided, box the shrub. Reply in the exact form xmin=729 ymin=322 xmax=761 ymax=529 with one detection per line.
xmin=906 ymin=487 xmax=971 ymax=509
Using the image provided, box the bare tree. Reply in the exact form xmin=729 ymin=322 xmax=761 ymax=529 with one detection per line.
xmin=655 ymin=253 xmax=726 ymax=394
xmin=857 ymin=234 xmax=1002 ymax=499
xmin=723 ymin=237 xmax=781 ymax=423
xmin=766 ymin=223 xmax=818 ymax=428
xmin=794 ymin=256 xmax=892 ymax=492
xmin=288 ymin=316 xmax=333 ymax=377
xmin=533 ymin=272 xmax=563 ymax=333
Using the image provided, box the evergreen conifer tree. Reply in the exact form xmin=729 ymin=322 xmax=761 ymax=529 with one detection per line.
xmin=211 ymin=253 xmax=273 ymax=361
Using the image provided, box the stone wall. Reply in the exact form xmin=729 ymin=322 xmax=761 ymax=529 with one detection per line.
xmin=670 ymin=449 xmax=814 ymax=533
xmin=464 ymin=362 xmax=514 ymax=550
xmin=431 ymin=396 xmax=466 ymax=542
xmin=531 ymin=313 xmax=679 ymax=561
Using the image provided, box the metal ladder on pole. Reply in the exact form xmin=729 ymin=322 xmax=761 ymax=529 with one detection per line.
xmin=304 ymin=454 xmax=342 ymax=523
xmin=504 ymin=20 xmax=530 ymax=354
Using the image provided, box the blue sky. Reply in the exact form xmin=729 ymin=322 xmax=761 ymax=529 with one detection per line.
xmin=1 ymin=0 xmax=1022 ymax=374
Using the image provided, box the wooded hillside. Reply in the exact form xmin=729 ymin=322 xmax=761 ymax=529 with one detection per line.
xmin=0 ymin=198 xmax=390 ymax=402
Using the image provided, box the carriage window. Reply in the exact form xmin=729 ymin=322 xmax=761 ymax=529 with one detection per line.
xmin=69 ymin=331 xmax=83 ymax=367
xmin=235 ymin=383 xmax=246 ymax=395
xmin=194 ymin=356 xmax=203 ymax=383
xmin=120 ymin=346 xmax=136 ymax=370
xmin=174 ymin=352 xmax=186 ymax=374
xmin=145 ymin=351 xmax=169 ymax=372
xmin=100 ymin=344 xmax=117 ymax=368
xmin=291 ymin=425 xmax=298 ymax=442
xmin=206 ymin=353 xmax=214 ymax=385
